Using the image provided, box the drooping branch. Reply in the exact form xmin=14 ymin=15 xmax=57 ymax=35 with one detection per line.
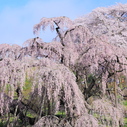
xmin=33 ymin=16 xmax=73 ymax=46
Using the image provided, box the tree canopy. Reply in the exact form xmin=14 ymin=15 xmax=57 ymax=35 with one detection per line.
xmin=0 ymin=3 xmax=127 ymax=127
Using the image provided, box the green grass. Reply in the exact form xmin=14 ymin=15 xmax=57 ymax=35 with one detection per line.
xmin=22 ymin=78 xmax=33 ymax=99
xmin=123 ymin=100 xmax=127 ymax=127
xmin=6 ymin=84 xmax=13 ymax=91
xmin=123 ymin=100 xmax=127 ymax=106
xmin=26 ymin=111 xmax=37 ymax=118
xmin=55 ymin=111 xmax=66 ymax=118
xmin=123 ymin=100 xmax=127 ymax=115
xmin=93 ymin=113 xmax=100 ymax=119
xmin=124 ymin=118 xmax=127 ymax=127
xmin=0 ymin=121 xmax=5 ymax=127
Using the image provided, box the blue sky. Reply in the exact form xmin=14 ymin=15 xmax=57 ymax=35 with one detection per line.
xmin=0 ymin=0 xmax=127 ymax=45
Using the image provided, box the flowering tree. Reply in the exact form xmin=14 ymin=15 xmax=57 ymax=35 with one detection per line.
xmin=0 ymin=3 xmax=127 ymax=127
xmin=75 ymin=3 xmax=127 ymax=49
